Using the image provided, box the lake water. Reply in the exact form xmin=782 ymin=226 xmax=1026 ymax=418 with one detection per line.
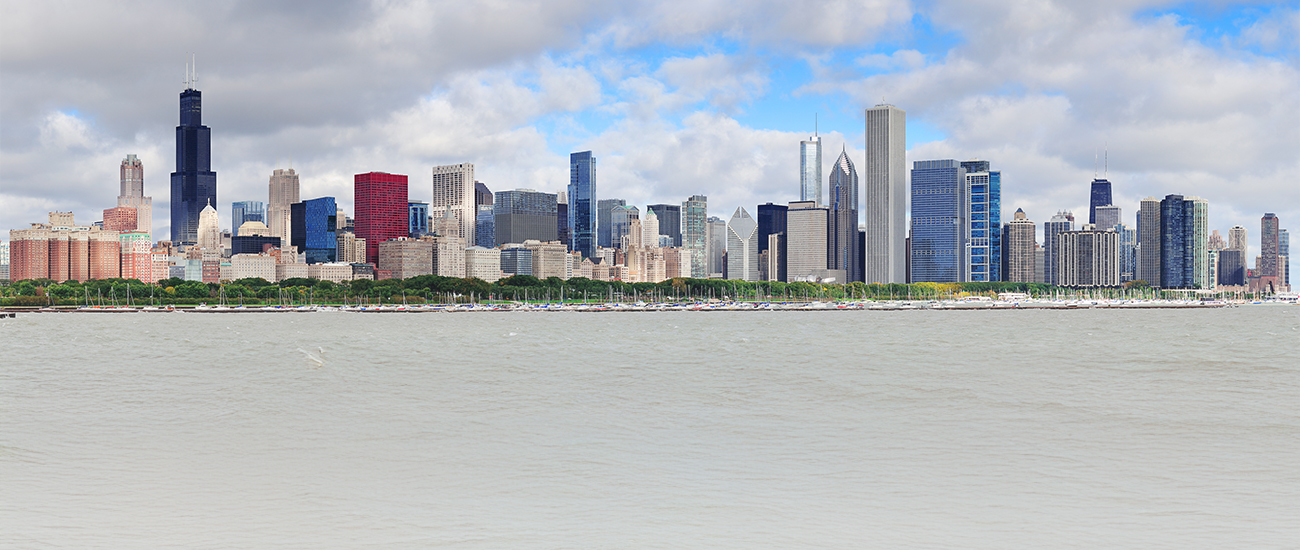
xmin=3 ymin=307 xmax=1299 ymax=548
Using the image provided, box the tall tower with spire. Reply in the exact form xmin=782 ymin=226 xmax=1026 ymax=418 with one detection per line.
xmin=799 ymin=118 xmax=822 ymax=206
xmin=170 ymin=55 xmax=217 ymax=246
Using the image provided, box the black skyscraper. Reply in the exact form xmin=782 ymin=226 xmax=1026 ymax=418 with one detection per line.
xmin=171 ymin=71 xmax=216 ymax=246
xmin=1089 ymin=179 xmax=1112 ymax=225
xmin=757 ymin=203 xmax=788 ymax=282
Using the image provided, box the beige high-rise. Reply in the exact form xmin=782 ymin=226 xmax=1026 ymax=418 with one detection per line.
xmin=431 ymin=163 xmax=476 ymax=246
xmin=864 ymin=104 xmax=906 ymax=284
xmin=267 ymin=168 xmax=300 ymax=241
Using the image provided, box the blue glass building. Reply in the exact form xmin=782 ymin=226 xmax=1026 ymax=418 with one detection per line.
xmin=291 ymin=197 xmax=338 ymax=264
xmin=495 ymin=189 xmax=558 ymax=245
xmin=1090 ymin=178 xmax=1112 ymax=225
xmin=475 ymin=205 xmax=495 ymax=248
xmin=409 ymin=201 xmax=429 ymax=237
xmin=910 ymin=160 xmax=965 ymax=282
xmin=1159 ymin=194 xmax=1187 ymax=288
xmin=757 ymin=203 xmax=788 ymax=282
xmin=232 ymin=201 xmax=264 ymax=231
xmin=961 ymin=160 xmax=1002 ymax=282
xmin=170 ymin=85 xmax=217 ymax=246
xmin=568 ymin=151 xmax=597 ymax=258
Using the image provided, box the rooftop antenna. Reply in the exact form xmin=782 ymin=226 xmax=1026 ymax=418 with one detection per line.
xmin=1104 ymin=141 xmax=1108 ymax=177
xmin=815 ymin=113 xmax=818 ymax=137
xmin=1094 ymin=149 xmax=1098 ymax=179
xmin=192 ymin=53 xmax=197 ymax=89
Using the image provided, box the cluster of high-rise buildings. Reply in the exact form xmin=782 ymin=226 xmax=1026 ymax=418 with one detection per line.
xmin=1 ymin=73 xmax=1291 ymax=294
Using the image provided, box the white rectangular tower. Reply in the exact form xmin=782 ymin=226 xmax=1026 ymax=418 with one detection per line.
xmin=431 ymin=163 xmax=476 ymax=246
xmin=864 ymin=104 xmax=906 ymax=284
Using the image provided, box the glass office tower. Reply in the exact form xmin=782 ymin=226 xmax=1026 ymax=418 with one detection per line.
xmin=170 ymin=79 xmax=217 ymax=246
xmin=961 ymin=160 xmax=1001 ymax=282
xmin=231 ymin=201 xmax=265 ymax=231
xmin=909 ymin=160 xmax=965 ymax=283
xmin=291 ymin=196 xmax=339 ymax=264
xmin=800 ymin=134 xmax=822 ymax=206
xmin=408 ymin=201 xmax=429 ymax=238
xmin=1089 ymin=178 xmax=1112 ymax=225
xmin=568 ymin=151 xmax=597 ymax=258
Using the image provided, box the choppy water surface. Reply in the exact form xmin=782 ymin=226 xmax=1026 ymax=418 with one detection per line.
xmin=3 ymin=308 xmax=1299 ymax=548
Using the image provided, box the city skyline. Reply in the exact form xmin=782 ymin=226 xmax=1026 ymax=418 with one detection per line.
xmin=1 ymin=1 xmax=1296 ymax=276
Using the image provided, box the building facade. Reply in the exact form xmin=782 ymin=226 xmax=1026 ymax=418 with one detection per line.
xmin=1138 ymin=197 xmax=1161 ymax=284
xmin=465 ymin=246 xmax=502 ymax=283
xmin=291 ymin=197 xmax=339 ymax=264
xmin=800 ymin=133 xmax=822 ymax=205
xmin=408 ymin=201 xmax=429 ymax=238
xmin=725 ymin=207 xmax=758 ymax=281
xmin=705 ymin=216 xmax=726 ymax=278
xmin=962 ymin=160 xmax=1002 ymax=282
xmin=683 ymin=195 xmax=708 ymax=277
xmin=910 ymin=159 xmax=965 ymax=283
xmin=377 ymin=238 xmax=432 ymax=280
xmin=1003 ymin=208 xmax=1036 ymax=283
xmin=117 ymin=154 xmax=152 ymax=233
xmin=787 ymin=201 xmax=829 ymax=282
xmin=864 ymin=104 xmax=907 ymax=284
xmin=494 ymin=190 xmax=558 ymax=245
xmin=431 ymin=163 xmax=476 ymax=246
xmin=267 ymin=168 xmax=300 ymax=242
xmin=1089 ymin=178 xmax=1112 ymax=225
xmin=828 ymin=149 xmax=860 ymax=282
xmin=232 ymin=201 xmax=265 ymax=231
xmin=757 ymin=203 xmax=788 ymax=283
xmin=648 ymin=204 xmax=682 ymax=247
xmin=1058 ymin=226 xmax=1120 ymax=288
xmin=597 ymin=198 xmax=625 ymax=249
xmin=354 ymin=172 xmax=409 ymax=265
xmin=170 ymin=77 xmax=217 ymax=246
xmin=568 ymin=151 xmax=597 ymax=258
xmin=1044 ymin=211 xmax=1075 ymax=286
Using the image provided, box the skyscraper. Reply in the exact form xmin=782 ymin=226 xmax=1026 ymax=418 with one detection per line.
xmin=1089 ymin=178 xmax=1112 ymax=225
xmin=197 ymin=201 xmax=220 ymax=251
xmin=757 ymin=203 xmax=788 ymax=283
xmin=648 ymin=204 xmax=682 ymax=247
xmin=705 ymin=216 xmax=726 ymax=277
xmin=494 ymin=189 xmax=558 ymax=245
xmin=568 ymin=152 xmax=597 ymax=258
xmin=787 ymin=201 xmax=830 ymax=282
xmin=267 ymin=168 xmax=300 ymax=243
xmin=1115 ymin=222 xmax=1137 ymax=282
xmin=430 ymin=163 xmax=476 ymax=245
xmin=1094 ymin=204 xmax=1121 ymax=231
xmin=408 ymin=201 xmax=429 ymax=238
xmin=1058 ymin=225 xmax=1121 ymax=288
xmin=683 ymin=195 xmax=708 ymax=277
xmin=1003 ymin=208 xmax=1036 ymax=283
xmin=475 ymin=205 xmax=495 ymax=249
xmin=1281 ymin=228 xmax=1290 ymax=287
xmin=118 ymin=154 xmax=152 ymax=234
xmin=291 ymin=197 xmax=339 ymax=264
xmin=726 ymin=207 xmax=758 ymax=281
xmin=232 ymin=201 xmax=265 ymax=232
xmin=828 ymin=149 xmax=859 ymax=282
xmin=800 ymin=132 xmax=822 ymax=205
xmin=475 ymin=182 xmax=493 ymax=209
xmin=962 ymin=160 xmax=1001 ymax=282
xmin=1228 ymin=225 xmax=1248 ymax=252
xmin=910 ymin=159 xmax=965 ymax=283
xmin=354 ymin=172 xmax=409 ymax=265
xmin=610 ymin=204 xmax=639 ymax=249
xmin=864 ymin=104 xmax=906 ymax=284
xmin=1043 ymin=211 xmax=1075 ymax=286
xmin=596 ymin=199 xmax=625 ymax=249
xmin=556 ymin=191 xmax=570 ymax=251
xmin=1259 ymin=213 xmax=1281 ymax=279
xmin=1159 ymin=194 xmax=1189 ymax=288
xmin=1187 ymin=197 xmax=1210 ymax=289
xmin=1138 ymin=197 xmax=1161 ymax=284
xmin=170 ymin=62 xmax=216 ymax=246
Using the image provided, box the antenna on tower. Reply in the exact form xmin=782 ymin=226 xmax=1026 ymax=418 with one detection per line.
xmin=1104 ymin=141 xmax=1108 ymax=177
xmin=1094 ymin=149 xmax=1098 ymax=179
xmin=815 ymin=113 xmax=818 ymax=136
xmin=192 ymin=53 xmax=197 ymax=89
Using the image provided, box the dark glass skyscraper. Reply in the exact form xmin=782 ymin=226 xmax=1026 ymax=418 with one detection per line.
xmin=568 ymin=151 xmax=597 ymax=258
xmin=494 ymin=189 xmax=558 ymax=245
xmin=231 ymin=201 xmax=264 ymax=231
xmin=291 ymin=197 xmax=339 ymax=264
xmin=962 ymin=160 xmax=1002 ymax=282
xmin=647 ymin=204 xmax=682 ymax=247
xmin=1089 ymin=178 xmax=1112 ymax=225
xmin=1159 ymin=194 xmax=1187 ymax=288
xmin=170 ymin=81 xmax=216 ymax=246
xmin=757 ymin=203 xmax=788 ymax=283
xmin=596 ymin=198 xmax=624 ymax=249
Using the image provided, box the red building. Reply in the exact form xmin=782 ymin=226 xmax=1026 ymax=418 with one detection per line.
xmin=354 ymin=172 xmax=409 ymax=265
xmin=102 ymin=206 xmax=138 ymax=232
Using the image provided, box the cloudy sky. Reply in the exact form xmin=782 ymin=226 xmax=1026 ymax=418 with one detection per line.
xmin=2 ymin=0 xmax=1297 ymax=267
